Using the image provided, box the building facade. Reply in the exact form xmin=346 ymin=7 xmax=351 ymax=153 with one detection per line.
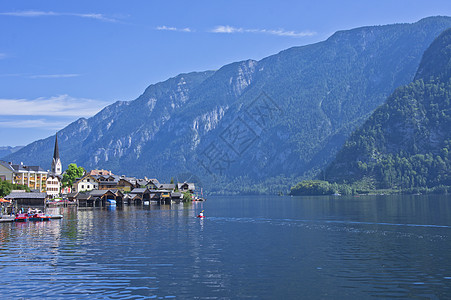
xmin=47 ymin=133 xmax=63 ymax=198
xmin=0 ymin=161 xmax=48 ymax=192
xmin=72 ymin=175 xmax=99 ymax=193
xmin=46 ymin=174 xmax=62 ymax=198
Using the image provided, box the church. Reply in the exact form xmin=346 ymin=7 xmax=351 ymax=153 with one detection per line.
xmin=46 ymin=133 xmax=64 ymax=198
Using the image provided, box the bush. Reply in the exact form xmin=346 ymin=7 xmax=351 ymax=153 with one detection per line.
xmin=182 ymin=191 xmax=193 ymax=202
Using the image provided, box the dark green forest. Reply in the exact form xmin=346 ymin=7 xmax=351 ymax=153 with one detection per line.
xmin=292 ymin=28 xmax=451 ymax=196
xmin=6 ymin=17 xmax=451 ymax=195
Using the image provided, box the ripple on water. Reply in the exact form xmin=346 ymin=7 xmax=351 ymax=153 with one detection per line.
xmin=1 ymin=200 xmax=451 ymax=299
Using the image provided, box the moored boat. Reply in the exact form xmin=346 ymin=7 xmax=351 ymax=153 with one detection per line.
xmin=47 ymin=214 xmax=63 ymax=219
xmin=29 ymin=213 xmax=51 ymax=221
xmin=15 ymin=213 xmax=29 ymax=222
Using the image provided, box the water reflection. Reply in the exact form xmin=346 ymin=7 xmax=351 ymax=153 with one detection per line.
xmin=0 ymin=196 xmax=450 ymax=298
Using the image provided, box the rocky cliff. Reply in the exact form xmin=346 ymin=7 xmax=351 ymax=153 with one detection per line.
xmin=6 ymin=17 xmax=451 ymax=193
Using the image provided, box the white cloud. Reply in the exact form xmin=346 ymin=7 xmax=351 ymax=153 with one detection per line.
xmin=156 ymin=25 xmax=192 ymax=32
xmin=211 ymin=25 xmax=243 ymax=34
xmin=71 ymin=13 xmax=117 ymax=22
xmin=29 ymin=74 xmax=80 ymax=79
xmin=0 ymin=10 xmax=117 ymax=22
xmin=0 ymin=95 xmax=110 ymax=117
xmin=211 ymin=25 xmax=316 ymax=37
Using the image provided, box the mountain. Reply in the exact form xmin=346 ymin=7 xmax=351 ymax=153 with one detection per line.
xmin=0 ymin=146 xmax=23 ymax=159
xmin=324 ymin=27 xmax=451 ymax=191
xmin=6 ymin=17 xmax=451 ymax=194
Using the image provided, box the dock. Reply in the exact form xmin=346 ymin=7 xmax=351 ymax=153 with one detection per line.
xmin=0 ymin=215 xmax=63 ymax=223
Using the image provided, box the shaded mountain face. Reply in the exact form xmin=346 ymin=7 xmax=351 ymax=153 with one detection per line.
xmin=0 ymin=146 xmax=23 ymax=159
xmin=6 ymin=17 xmax=451 ymax=193
xmin=325 ymin=27 xmax=451 ymax=190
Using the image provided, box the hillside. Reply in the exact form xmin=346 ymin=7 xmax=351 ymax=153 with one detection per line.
xmin=0 ymin=146 xmax=23 ymax=159
xmin=324 ymin=27 xmax=451 ymax=192
xmin=6 ymin=17 xmax=451 ymax=194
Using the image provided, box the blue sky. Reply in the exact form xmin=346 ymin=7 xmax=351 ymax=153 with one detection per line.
xmin=1 ymin=0 xmax=450 ymax=146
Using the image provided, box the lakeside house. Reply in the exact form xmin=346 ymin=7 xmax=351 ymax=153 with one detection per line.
xmin=72 ymin=175 xmax=99 ymax=193
xmin=0 ymin=161 xmax=48 ymax=192
xmin=146 ymin=179 xmax=160 ymax=189
xmin=46 ymin=173 xmax=62 ymax=198
xmin=1 ymin=134 xmax=197 ymax=205
xmin=177 ymin=182 xmax=195 ymax=193
xmin=0 ymin=133 xmax=64 ymax=197
xmin=5 ymin=191 xmax=48 ymax=206
xmin=88 ymin=169 xmax=113 ymax=176
xmin=47 ymin=133 xmax=63 ymax=197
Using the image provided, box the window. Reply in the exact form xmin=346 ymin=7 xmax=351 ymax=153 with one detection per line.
xmin=81 ymin=185 xmax=84 ymax=189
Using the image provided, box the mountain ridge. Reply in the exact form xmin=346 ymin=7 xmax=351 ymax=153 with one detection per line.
xmin=324 ymin=27 xmax=451 ymax=190
xmin=6 ymin=16 xmax=451 ymax=193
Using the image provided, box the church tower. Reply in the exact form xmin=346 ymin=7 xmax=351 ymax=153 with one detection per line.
xmin=51 ymin=133 xmax=62 ymax=175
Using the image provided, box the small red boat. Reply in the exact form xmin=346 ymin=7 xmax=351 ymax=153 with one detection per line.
xmin=29 ymin=214 xmax=51 ymax=221
xmin=197 ymin=210 xmax=205 ymax=218
xmin=15 ymin=213 xmax=29 ymax=222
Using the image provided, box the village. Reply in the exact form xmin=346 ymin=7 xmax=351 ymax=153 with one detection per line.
xmin=0 ymin=135 xmax=200 ymax=211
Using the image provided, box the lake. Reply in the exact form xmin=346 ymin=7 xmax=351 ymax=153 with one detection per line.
xmin=1 ymin=195 xmax=451 ymax=299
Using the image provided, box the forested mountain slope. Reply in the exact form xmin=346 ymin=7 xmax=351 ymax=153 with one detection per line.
xmin=324 ymin=27 xmax=451 ymax=191
xmin=6 ymin=17 xmax=451 ymax=193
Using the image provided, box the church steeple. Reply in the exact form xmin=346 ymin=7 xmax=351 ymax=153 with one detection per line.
xmin=53 ymin=133 xmax=60 ymax=160
xmin=51 ymin=133 xmax=62 ymax=175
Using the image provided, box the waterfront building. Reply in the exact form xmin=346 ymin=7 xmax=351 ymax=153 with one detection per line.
xmin=0 ymin=161 xmax=47 ymax=192
xmin=72 ymin=175 xmax=99 ymax=193
xmin=117 ymin=177 xmax=137 ymax=192
xmin=5 ymin=191 xmax=47 ymax=206
xmin=146 ymin=178 xmax=160 ymax=189
xmin=88 ymin=169 xmax=114 ymax=176
xmin=177 ymin=182 xmax=195 ymax=193
xmin=136 ymin=178 xmax=148 ymax=187
xmin=47 ymin=134 xmax=63 ymax=198
xmin=46 ymin=174 xmax=61 ymax=198
xmin=96 ymin=175 xmax=120 ymax=190
xmin=159 ymin=183 xmax=176 ymax=191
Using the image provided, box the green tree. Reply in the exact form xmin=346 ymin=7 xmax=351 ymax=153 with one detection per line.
xmin=0 ymin=181 xmax=28 ymax=197
xmin=182 ymin=191 xmax=192 ymax=202
xmin=62 ymin=163 xmax=85 ymax=187
xmin=0 ymin=180 xmax=12 ymax=197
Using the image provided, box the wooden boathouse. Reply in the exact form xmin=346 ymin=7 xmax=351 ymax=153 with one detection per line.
xmin=5 ymin=192 xmax=47 ymax=207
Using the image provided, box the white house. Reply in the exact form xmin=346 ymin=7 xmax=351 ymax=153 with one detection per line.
xmin=0 ymin=161 xmax=48 ymax=192
xmin=46 ymin=133 xmax=63 ymax=198
xmin=46 ymin=174 xmax=62 ymax=198
xmin=72 ymin=175 xmax=99 ymax=193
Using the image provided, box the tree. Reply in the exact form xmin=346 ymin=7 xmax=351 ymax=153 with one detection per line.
xmin=182 ymin=191 xmax=192 ymax=202
xmin=0 ymin=180 xmax=29 ymax=197
xmin=0 ymin=180 xmax=12 ymax=197
xmin=62 ymin=163 xmax=85 ymax=187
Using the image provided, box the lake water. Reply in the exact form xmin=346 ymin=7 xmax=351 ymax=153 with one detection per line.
xmin=1 ymin=195 xmax=451 ymax=299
